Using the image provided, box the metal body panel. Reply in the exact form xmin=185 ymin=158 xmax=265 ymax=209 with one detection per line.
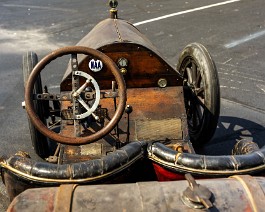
xmin=7 ymin=176 xmax=265 ymax=212
xmin=61 ymin=18 xmax=183 ymax=90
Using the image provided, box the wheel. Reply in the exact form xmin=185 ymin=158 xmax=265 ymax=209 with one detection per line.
xmin=22 ymin=52 xmax=49 ymax=158
xmin=25 ymin=46 xmax=126 ymax=145
xmin=177 ymin=43 xmax=220 ymax=147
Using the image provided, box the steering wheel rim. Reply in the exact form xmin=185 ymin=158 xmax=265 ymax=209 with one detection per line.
xmin=25 ymin=46 xmax=126 ymax=145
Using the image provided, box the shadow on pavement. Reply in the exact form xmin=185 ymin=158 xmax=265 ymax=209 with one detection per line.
xmin=198 ymin=116 xmax=265 ymax=155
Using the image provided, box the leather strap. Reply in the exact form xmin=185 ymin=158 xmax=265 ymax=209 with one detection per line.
xmin=54 ymin=184 xmax=78 ymax=212
xmin=231 ymin=175 xmax=265 ymax=212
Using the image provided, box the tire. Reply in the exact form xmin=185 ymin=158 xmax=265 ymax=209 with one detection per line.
xmin=22 ymin=52 xmax=50 ymax=158
xmin=177 ymin=43 xmax=220 ymax=147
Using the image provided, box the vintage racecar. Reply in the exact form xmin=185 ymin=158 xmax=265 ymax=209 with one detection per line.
xmin=1 ymin=1 xmax=265 ymax=211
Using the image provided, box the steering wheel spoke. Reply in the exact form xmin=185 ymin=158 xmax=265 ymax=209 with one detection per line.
xmin=75 ymin=97 xmax=93 ymax=118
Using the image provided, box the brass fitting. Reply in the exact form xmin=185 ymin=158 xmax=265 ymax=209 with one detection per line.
xmin=109 ymin=0 xmax=118 ymax=19
xmin=120 ymin=68 xmax=127 ymax=75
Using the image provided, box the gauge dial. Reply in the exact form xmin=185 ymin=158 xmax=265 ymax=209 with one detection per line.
xmin=157 ymin=78 xmax=167 ymax=88
xmin=117 ymin=57 xmax=128 ymax=67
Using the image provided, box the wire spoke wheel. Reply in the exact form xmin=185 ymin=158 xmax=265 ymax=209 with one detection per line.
xmin=177 ymin=43 xmax=220 ymax=147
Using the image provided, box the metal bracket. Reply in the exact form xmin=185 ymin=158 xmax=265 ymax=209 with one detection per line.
xmin=46 ymin=156 xmax=58 ymax=164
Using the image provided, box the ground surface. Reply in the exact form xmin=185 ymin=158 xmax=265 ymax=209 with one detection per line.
xmin=1 ymin=0 xmax=265 ymax=210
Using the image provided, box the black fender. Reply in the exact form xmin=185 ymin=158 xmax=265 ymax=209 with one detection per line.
xmin=1 ymin=141 xmax=147 ymax=184
xmin=148 ymin=142 xmax=265 ymax=176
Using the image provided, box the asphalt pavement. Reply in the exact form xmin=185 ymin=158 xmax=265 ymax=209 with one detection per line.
xmin=0 ymin=0 xmax=265 ymax=210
